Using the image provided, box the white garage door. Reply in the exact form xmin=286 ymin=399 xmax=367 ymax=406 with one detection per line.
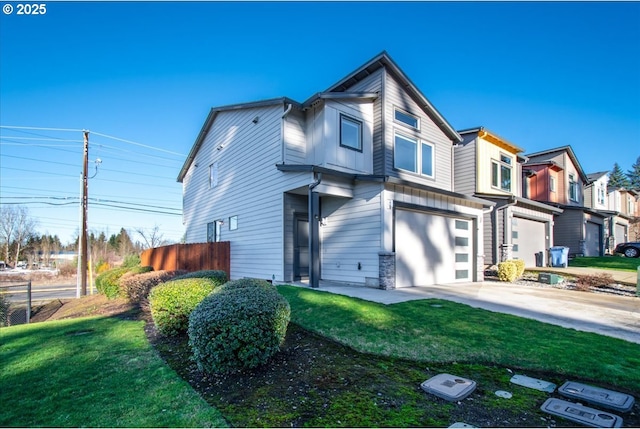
xmin=395 ymin=209 xmax=472 ymax=287
xmin=512 ymin=217 xmax=546 ymax=267
xmin=585 ymin=222 xmax=602 ymax=256
xmin=614 ymin=224 xmax=626 ymax=247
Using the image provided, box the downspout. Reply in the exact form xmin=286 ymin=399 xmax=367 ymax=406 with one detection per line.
xmin=493 ymin=196 xmax=517 ymax=264
xmin=309 ymin=173 xmax=323 ymax=288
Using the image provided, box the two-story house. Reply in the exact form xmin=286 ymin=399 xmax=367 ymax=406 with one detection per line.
xmin=523 ymin=146 xmax=606 ymax=256
xmin=177 ymin=52 xmax=493 ymax=289
xmin=584 ymin=172 xmax=631 ymax=253
xmin=454 ymin=128 xmax=562 ymax=267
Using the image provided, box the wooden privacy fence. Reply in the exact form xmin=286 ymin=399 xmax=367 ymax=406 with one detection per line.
xmin=141 ymin=242 xmax=230 ymax=278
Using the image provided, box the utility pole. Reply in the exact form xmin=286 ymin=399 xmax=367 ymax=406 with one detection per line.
xmin=80 ymin=130 xmax=89 ymax=296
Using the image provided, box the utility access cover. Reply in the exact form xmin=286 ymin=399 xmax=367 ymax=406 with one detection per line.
xmin=541 ymin=398 xmax=623 ymax=428
xmin=421 ymin=373 xmax=476 ymax=402
xmin=558 ymin=381 xmax=635 ymax=413
xmin=510 ymin=374 xmax=556 ymax=392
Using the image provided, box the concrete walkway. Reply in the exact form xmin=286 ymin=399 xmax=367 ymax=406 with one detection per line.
xmin=298 ymin=280 xmax=640 ymax=344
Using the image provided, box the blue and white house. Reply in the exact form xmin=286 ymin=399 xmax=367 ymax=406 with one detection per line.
xmin=178 ymin=52 xmax=493 ymax=288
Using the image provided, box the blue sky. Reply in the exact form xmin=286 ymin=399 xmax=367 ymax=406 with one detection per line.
xmin=1 ymin=1 xmax=639 ymax=245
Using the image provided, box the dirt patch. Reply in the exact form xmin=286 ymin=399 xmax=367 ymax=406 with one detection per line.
xmin=30 ymin=294 xmax=137 ymax=323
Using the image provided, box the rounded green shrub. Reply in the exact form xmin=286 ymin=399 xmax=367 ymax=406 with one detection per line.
xmin=173 ymin=270 xmax=227 ymax=286
xmin=188 ymin=287 xmax=290 ymax=374
xmin=509 ymin=259 xmax=526 ymax=279
xmin=149 ymin=278 xmax=216 ymax=336
xmin=95 ymin=265 xmax=154 ymax=299
xmin=217 ymin=277 xmax=276 ymax=293
xmin=120 ymin=269 xmax=187 ymax=303
xmin=95 ymin=267 xmax=129 ymax=299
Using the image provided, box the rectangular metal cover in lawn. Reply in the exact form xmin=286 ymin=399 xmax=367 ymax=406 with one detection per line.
xmin=510 ymin=374 xmax=556 ymax=392
xmin=558 ymin=381 xmax=635 ymax=413
xmin=541 ymin=398 xmax=623 ymax=428
xmin=421 ymin=373 xmax=476 ymax=402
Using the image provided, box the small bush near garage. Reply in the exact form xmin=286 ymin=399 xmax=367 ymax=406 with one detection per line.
xmin=188 ymin=286 xmax=290 ymax=374
xmin=497 ymin=261 xmax=518 ymax=282
xmin=173 ymin=270 xmax=227 ymax=286
xmin=510 ymin=259 xmax=525 ymax=278
xmin=217 ymin=277 xmax=276 ymax=293
xmin=575 ymin=272 xmax=615 ymax=292
xmin=95 ymin=265 xmax=153 ymax=299
xmin=149 ymin=278 xmax=217 ymax=336
xmin=120 ymin=270 xmax=187 ymax=303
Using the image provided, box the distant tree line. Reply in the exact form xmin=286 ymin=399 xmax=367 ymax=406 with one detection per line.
xmin=0 ymin=204 xmax=172 ymax=269
xmin=609 ymin=156 xmax=640 ymax=189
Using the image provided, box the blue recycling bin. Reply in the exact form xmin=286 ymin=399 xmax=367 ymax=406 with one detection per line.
xmin=550 ymin=246 xmax=569 ymax=268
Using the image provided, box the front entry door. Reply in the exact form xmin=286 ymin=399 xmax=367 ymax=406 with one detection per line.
xmin=294 ymin=216 xmax=309 ymax=280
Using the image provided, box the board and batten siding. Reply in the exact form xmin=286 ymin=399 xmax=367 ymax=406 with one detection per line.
xmin=384 ymin=73 xmax=454 ymax=191
xmin=338 ymin=68 xmax=384 ymax=174
xmin=182 ymin=104 xmax=305 ymax=281
xmin=453 ymin=137 xmax=477 ymax=195
xmin=320 ymin=182 xmax=384 ymax=285
xmin=283 ymin=109 xmax=307 ymax=165
xmin=476 ymin=138 xmax=520 ymax=196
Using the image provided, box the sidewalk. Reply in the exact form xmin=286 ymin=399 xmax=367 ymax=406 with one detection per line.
xmin=297 ymin=280 xmax=640 ymax=344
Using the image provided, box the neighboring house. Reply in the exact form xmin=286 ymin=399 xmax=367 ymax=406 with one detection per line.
xmin=178 ymin=51 xmax=494 ymax=289
xmin=523 ymin=146 xmax=606 ymax=257
xmin=454 ymin=127 xmax=562 ymax=267
xmin=585 ymin=172 xmax=631 ymax=254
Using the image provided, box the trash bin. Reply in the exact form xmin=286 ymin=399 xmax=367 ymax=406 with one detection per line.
xmin=549 ymin=246 xmax=569 ymax=268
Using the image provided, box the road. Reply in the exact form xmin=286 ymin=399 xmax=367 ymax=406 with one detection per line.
xmin=2 ymin=282 xmax=98 ymax=305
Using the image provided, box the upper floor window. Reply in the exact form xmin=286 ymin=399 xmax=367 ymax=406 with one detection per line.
xmin=491 ymin=153 xmax=512 ymax=192
xmin=339 ymin=114 xmax=362 ymax=152
xmin=597 ymin=186 xmax=606 ymax=205
xmin=568 ymin=173 xmax=578 ymax=202
xmin=394 ymin=108 xmax=419 ymax=130
xmin=207 ymin=220 xmax=222 ymax=242
xmin=550 ymin=176 xmax=556 ymax=193
xmin=209 ymin=162 xmax=219 ymax=188
xmin=394 ymin=132 xmax=434 ymax=178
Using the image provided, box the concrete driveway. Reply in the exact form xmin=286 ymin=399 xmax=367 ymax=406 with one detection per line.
xmin=307 ymin=281 xmax=640 ymax=344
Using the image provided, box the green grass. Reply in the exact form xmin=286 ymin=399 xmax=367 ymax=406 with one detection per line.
xmin=277 ymin=285 xmax=640 ymax=393
xmin=0 ymin=316 xmax=227 ymax=427
xmin=569 ymin=255 xmax=640 ymax=271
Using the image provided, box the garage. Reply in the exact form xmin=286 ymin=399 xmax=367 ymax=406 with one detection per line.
xmin=585 ymin=221 xmax=602 ymax=256
xmin=395 ymin=209 xmax=473 ymax=287
xmin=614 ymin=223 xmax=627 ymax=248
xmin=511 ymin=217 xmax=547 ymax=267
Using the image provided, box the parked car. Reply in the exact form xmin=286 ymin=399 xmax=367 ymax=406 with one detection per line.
xmin=614 ymin=242 xmax=640 ymax=258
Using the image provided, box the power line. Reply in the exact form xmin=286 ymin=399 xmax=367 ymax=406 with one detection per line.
xmin=0 ymin=125 xmax=83 ymax=133
xmin=90 ymin=130 xmax=186 ymax=157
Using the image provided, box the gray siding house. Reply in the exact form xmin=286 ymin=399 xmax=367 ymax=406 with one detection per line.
xmin=524 ymin=146 xmax=606 ymax=257
xmin=454 ymin=127 xmax=562 ymax=267
xmin=178 ymin=52 xmax=493 ymax=289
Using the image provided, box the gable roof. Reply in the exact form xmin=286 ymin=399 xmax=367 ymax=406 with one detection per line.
xmin=586 ymin=171 xmax=609 ymax=182
xmin=458 ymin=126 xmax=524 ymax=154
xmin=317 ymin=51 xmax=462 ymax=143
xmin=177 ymin=51 xmax=462 ymax=182
xmin=524 ymin=145 xmax=589 ymax=183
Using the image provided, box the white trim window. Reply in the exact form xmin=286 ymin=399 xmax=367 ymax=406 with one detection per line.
xmin=491 ymin=153 xmax=512 ymax=192
xmin=549 ymin=175 xmax=556 ymax=193
xmin=394 ymin=108 xmax=419 ymax=130
xmin=568 ymin=173 xmax=578 ymax=202
xmin=207 ymin=220 xmax=223 ymax=242
xmin=597 ymin=185 xmax=606 ymax=206
xmin=339 ymin=114 xmax=363 ymax=152
xmin=394 ymin=132 xmax=434 ymax=178
xmin=209 ymin=162 xmax=219 ymax=188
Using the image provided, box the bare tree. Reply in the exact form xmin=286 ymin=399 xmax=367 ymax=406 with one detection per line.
xmin=135 ymin=225 xmax=167 ymax=250
xmin=0 ymin=205 xmax=38 ymax=265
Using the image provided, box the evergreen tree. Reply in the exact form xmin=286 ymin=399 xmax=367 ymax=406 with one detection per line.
xmin=627 ymin=156 xmax=640 ymax=189
xmin=609 ymin=162 xmax=631 ymax=188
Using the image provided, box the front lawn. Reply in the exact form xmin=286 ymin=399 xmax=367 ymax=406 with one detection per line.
xmin=277 ymin=286 xmax=640 ymax=392
xmin=569 ymin=256 xmax=640 ymax=271
xmin=0 ymin=316 xmax=227 ymax=427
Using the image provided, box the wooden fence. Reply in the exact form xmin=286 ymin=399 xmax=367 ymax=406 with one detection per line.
xmin=140 ymin=242 xmax=230 ymax=278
